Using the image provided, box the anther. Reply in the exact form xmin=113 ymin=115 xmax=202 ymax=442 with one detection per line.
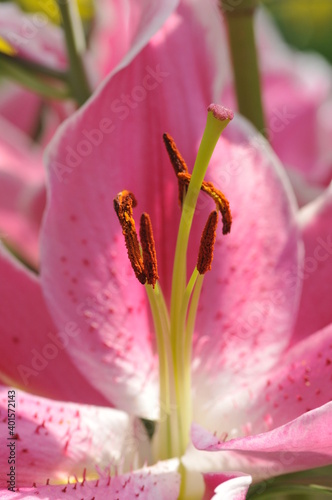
xmin=163 ymin=133 xmax=188 ymax=206
xmin=139 ymin=213 xmax=159 ymax=288
xmin=177 ymin=173 xmax=232 ymax=234
xmin=113 ymin=190 xmax=146 ymax=284
xmin=200 ymin=180 xmax=232 ymax=235
xmin=197 ymin=211 xmax=218 ymax=274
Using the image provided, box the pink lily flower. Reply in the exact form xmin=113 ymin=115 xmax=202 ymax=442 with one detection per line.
xmin=1 ymin=1 xmax=332 ymax=498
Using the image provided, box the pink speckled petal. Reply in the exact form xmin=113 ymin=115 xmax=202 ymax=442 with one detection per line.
xmin=0 ymin=3 xmax=66 ymax=70
xmin=246 ymin=323 xmax=332 ymax=433
xmin=0 ymin=243 xmax=109 ymax=406
xmin=91 ymin=0 xmax=179 ymax=82
xmin=2 ymin=460 xmax=180 ymax=499
xmin=193 ymin=400 xmax=332 ymax=480
xmin=0 ymin=386 xmax=133 ymax=488
xmin=192 ymin=115 xmax=301 ymax=427
xmin=292 ymin=184 xmax=332 ymax=344
xmin=189 ymin=324 xmax=332 ymax=462
xmin=41 ymin=1 xmax=226 ymax=418
xmin=203 ymin=472 xmax=252 ymax=500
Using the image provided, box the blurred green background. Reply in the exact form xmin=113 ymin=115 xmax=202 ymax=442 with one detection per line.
xmin=263 ymin=0 xmax=332 ymax=63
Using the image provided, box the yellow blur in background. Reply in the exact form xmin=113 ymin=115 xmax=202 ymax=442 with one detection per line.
xmin=12 ymin=0 xmax=94 ymax=24
xmin=264 ymin=0 xmax=332 ymax=62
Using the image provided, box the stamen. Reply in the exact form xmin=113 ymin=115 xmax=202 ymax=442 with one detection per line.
xmin=200 ymin=181 xmax=232 ymax=235
xmin=139 ymin=213 xmax=159 ymax=288
xmin=197 ymin=211 xmax=218 ymax=274
xmin=177 ymin=173 xmax=232 ymax=234
xmin=163 ymin=133 xmax=188 ymax=206
xmin=113 ymin=190 xmax=146 ymax=284
xmin=163 ymin=133 xmax=188 ymax=174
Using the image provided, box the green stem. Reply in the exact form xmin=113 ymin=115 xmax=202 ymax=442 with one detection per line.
xmin=221 ymin=0 xmax=266 ymax=134
xmin=0 ymin=58 xmax=70 ymax=99
xmin=247 ymin=484 xmax=332 ymax=499
xmin=0 ymin=53 xmax=67 ymax=81
xmin=57 ymin=0 xmax=91 ymax=105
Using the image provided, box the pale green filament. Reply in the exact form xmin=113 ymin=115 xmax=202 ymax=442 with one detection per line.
xmin=145 ymin=283 xmax=176 ymax=458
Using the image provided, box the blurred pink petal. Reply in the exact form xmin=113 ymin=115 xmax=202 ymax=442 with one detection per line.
xmin=0 ymin=82 xmax=41 ymax=135
xmin=292 ymin=184 xmax=332 ymax=343
xmin=0 ymin=3 xmax=66 ymax=70
xmin=203 ymin=472 xmax=252 ymax=500
xmin=0 ymin=116 xmax=44 ymax=265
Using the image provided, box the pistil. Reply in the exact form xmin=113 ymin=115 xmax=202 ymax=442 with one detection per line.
xmin=168 ymin=105 xmax=233 ymax=465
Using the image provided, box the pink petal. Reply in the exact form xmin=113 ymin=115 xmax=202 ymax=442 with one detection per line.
xmin=247 ymin=324 xmax=332 ymax=433
xmin=203 ymin=472 xmax=252 ymax=500
xmin=285 ymin=167 xmax=323 ymax=208
xmin=0 ymin=386 xmax=132 ymax=488
xmin=0 ymin=116 xmax=45 ymax=265
xmin=192 ymin=116 xmax=301 ymax=424
xmin=255 ymin=10 xmax=332 ymax=185
xmin=192 ymin=400 xmax=332 ymax=480
xmin=292 ymin=184 xmax=332 ymax=344
xmin=91 ymin=0 xmax=179 ymax=82
xmin=0 ymin=3 xmax=66 ymax=70
xmin=2 ymin=460 xmax=180 ymax=499
xmin=0 ymin=82 xmax=41 ymax=136
xmin=189 ymin=324 xmax=332 ymax=463
xmin=41 ymin=1 xmax=226 ymax=417
xmin=0 ymin=243 xmax=109 ymax=406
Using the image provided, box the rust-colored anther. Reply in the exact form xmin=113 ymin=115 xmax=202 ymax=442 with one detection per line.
xmin=177 ymin=173 xmax=232 ymax=235
xmin=197 ymin=211 xmax=218 ymax=274
xmin=113 ymin=190 xmax=146 ymax=284
xmin=163 ymin=133 xmax=188 ymax=206
xmin=200 ymin=181 xmax=232 ymax=235
xmin=139 ymin=213 xmax=159 ymax=288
